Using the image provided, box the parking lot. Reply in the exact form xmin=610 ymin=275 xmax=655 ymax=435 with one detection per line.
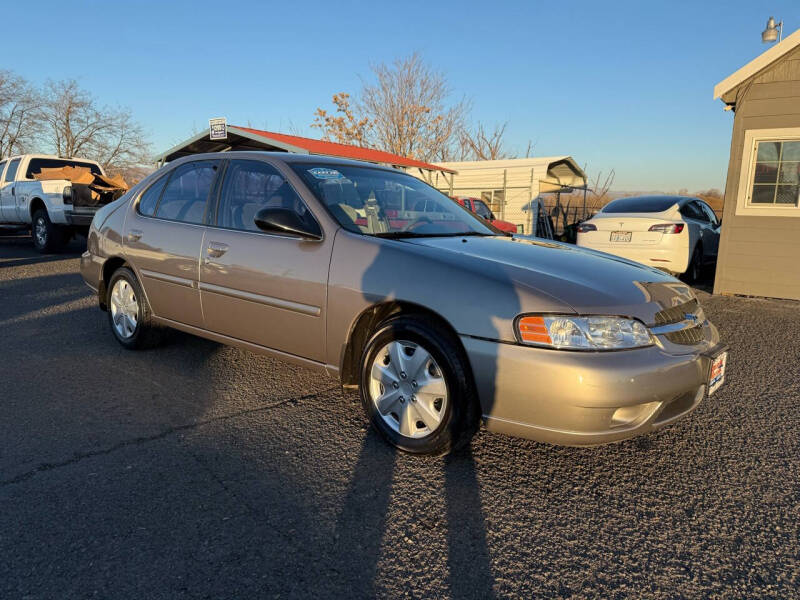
xmin=0 ymin=233 xmax=798 ymax=599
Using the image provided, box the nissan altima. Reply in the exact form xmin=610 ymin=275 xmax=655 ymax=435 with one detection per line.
xmin=81 ymin=152 xmax=728 ymax=455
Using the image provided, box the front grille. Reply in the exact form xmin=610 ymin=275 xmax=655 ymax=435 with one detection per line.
xmin=653 ymin=298 xmax=705 ymax=346
xmin=664 ymin=326 xmax=705 ymax=345
xmin=654 ymin=298 xmax=699 ymax=326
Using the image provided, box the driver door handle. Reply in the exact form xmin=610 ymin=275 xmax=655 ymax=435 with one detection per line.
xmin=206 ymin=241 xmax=229 ymax=259
xmin=127 ymin=229 xmax=143 ymax=242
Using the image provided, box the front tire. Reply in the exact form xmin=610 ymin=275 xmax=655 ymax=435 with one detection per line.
xmin=31 ymin=209 xmax=67 ymax=253
xmin=106 ymin=267 xmax=165 ymax=350
xmin=359 ymin=315 xmax=480 ymax=455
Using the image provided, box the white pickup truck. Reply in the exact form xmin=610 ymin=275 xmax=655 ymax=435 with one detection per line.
xmin=0 ymin=154 xmax=126 ymax=252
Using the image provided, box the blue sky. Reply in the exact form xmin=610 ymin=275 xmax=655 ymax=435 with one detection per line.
xmin=5 ymin=0 xmax=797 ymax=190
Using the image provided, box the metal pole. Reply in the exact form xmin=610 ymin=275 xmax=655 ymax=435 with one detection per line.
xmin=582 ymin=182 xmax=587 ymax=220
xmin=502 ymin=169 xmax=508 ymax=219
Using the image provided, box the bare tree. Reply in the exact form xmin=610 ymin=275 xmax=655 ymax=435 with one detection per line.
xmin=312 ymin=92 xmax=372 ymax=146
xmin=91 ymin=108 xmax=150 ymax=175
xmin=0 ymin=71 xmax=41 ymax=157
xmin=459 ymin=122 xmax=511 ymax=160
xmin=40 ymin=79 xmax=150 ymax=174
xmin=587 ymin=168 xmax=616 ymax=209
xmin=362 ymin=53 xmax=468 ymax=162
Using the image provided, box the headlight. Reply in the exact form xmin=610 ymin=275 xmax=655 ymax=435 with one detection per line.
xmin=517 ymin=315 xmax=652 ymax=350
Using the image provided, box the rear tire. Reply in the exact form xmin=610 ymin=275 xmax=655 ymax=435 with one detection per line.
xmin=359 ymin=314 xmax=480 ymax=455
xmin=31 ymin=209 xmax=67 ymax=253
xmin=684 ymin=244 xmax=703 ymax=283
xmin=106 ymin=267 xmax=165 ymax=350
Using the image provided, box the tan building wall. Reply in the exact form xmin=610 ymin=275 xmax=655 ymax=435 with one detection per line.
xmin=714 ymin=45 xmax=800 ymax=300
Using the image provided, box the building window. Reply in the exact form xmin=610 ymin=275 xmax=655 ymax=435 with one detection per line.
xmin=736 ymin=128 xmax=800 ymax=217
xmin=750 ymin=140 xmax=800 ymax=206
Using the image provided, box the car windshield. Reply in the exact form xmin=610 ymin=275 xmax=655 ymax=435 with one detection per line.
xmin=290 ymin=163 xmax=497 ymax=237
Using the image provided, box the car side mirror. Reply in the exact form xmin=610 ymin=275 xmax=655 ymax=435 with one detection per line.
xmin=716 ymin=219 xmax=722 ymax=229
xmin=489 ymin=212 xmax=496 ymax=220
xmin=253 ymin=207 xmax=322 ymax=240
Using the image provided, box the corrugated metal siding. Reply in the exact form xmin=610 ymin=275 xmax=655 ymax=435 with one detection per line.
xmin=714 ymin=50 xmax=800 ymax=300
xmin=430 ymin=163 xmax=548 ymax=230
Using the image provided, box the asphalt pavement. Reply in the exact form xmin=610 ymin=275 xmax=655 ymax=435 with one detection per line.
xmin=0 ymin=232 xmax=798 ymax=599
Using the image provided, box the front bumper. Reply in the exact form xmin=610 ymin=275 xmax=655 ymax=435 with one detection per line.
xmin=462 ymin=331 xmax=725 ymax=446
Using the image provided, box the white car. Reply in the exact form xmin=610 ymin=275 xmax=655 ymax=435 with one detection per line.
xmin=576 ymin=195 xmax=721 ymax=281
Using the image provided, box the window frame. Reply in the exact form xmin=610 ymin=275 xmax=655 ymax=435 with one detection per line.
xmin=134 ymin=159 xmax=221 ymax=225
xmin=207 ymin=158 xmax=322 ymax=239
xmin=737 ymin=127 xmax=800 ymax=217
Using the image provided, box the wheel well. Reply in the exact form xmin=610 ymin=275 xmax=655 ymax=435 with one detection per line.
xmin=98 ymin=257 xmax=128 ymax=310
xmin=29 ymin=198 xmax=45 ymax=220
xmin=339 ymin=301 xmax=465 ymax=387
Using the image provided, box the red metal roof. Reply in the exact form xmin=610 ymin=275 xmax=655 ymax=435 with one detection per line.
xmin=232 ymin=126 xmax=455 ymax=174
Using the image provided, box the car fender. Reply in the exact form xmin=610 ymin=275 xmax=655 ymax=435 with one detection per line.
xmin=325 ymin=229 xmax=575 ymax=371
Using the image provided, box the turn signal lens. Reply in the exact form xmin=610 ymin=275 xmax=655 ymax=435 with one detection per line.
xmin=516 ymin=315 xmax=652 ymax=350
xmin=518 ymin=316 xmax=552 ymax=345
xmin=648 ymin=223 xmax=684 ymax=234
xmin=576 ymin=223 xmax=597 ymax=233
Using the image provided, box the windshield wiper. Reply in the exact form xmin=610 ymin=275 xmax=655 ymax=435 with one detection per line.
xmin=373 ymin=231 xmax=495 ymax=239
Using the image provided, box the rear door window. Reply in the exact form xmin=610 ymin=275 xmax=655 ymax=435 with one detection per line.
xmin=680 ymin=202 xmax=706 ymax=222
xmin=698 ymin=201 xmax=718 ymax=225
xmin=4 ymin=158 xmax=21 ymax=183
xmin=155 ymin=160 xmax=219 ymax=224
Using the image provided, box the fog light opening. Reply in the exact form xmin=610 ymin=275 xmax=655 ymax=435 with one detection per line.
xmin=610 ymin=401 xmax=660 ymax=429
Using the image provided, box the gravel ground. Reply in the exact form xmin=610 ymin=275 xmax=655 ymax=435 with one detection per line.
xmin=0 ymin=232 xmax=798 ymax=599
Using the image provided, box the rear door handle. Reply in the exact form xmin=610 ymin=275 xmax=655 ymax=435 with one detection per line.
xmin=127 ymin=229 xmax=143 ymax=242
xmin=206 ymin=241 xmax=229 ymax=258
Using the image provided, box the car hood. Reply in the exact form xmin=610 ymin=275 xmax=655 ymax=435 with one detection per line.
xmin=402 ymin=235 xmax=696 ymax=324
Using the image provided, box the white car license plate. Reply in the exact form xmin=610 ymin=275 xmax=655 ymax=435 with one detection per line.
xmin=610 ymin=231 xmax=632 ymax=242
xmin=708 ymin=351 xmax=727 ymax=396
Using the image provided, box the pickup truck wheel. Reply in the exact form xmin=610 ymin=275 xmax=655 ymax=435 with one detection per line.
xmin=359 ymin=315 xmax=480 ymax=455
xmin=31 ymin=209 xmax=67 ymax=253
xmin=106 ymin=267 xmax=165 ymax=350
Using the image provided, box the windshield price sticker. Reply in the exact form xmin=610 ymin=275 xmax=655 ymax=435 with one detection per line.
xmin=308 ymin=167 xmax=344 ymax=180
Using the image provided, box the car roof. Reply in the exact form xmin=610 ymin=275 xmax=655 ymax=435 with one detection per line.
xmin=167 ymin=150 xmax=403 ymax=174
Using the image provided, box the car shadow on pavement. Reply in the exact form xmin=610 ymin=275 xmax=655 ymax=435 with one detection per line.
xmin=332 ymin=236 xmax=519 ymax=598
xmin=0 ymin=235 xmax=85 ymax=269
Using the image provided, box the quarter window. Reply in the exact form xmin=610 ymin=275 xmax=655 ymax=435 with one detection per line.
xmin=137 ymin=174 xmax=170 ymax=217
xmin=216 ymin=160 xmax=315 ymax=233
xmin=749 ymin=140 xmax=800 ymax=206
xmin=4 ymin=158 xmax=20 ymax=183
xmin=155 ymin=161 xmax=219 ymax=224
